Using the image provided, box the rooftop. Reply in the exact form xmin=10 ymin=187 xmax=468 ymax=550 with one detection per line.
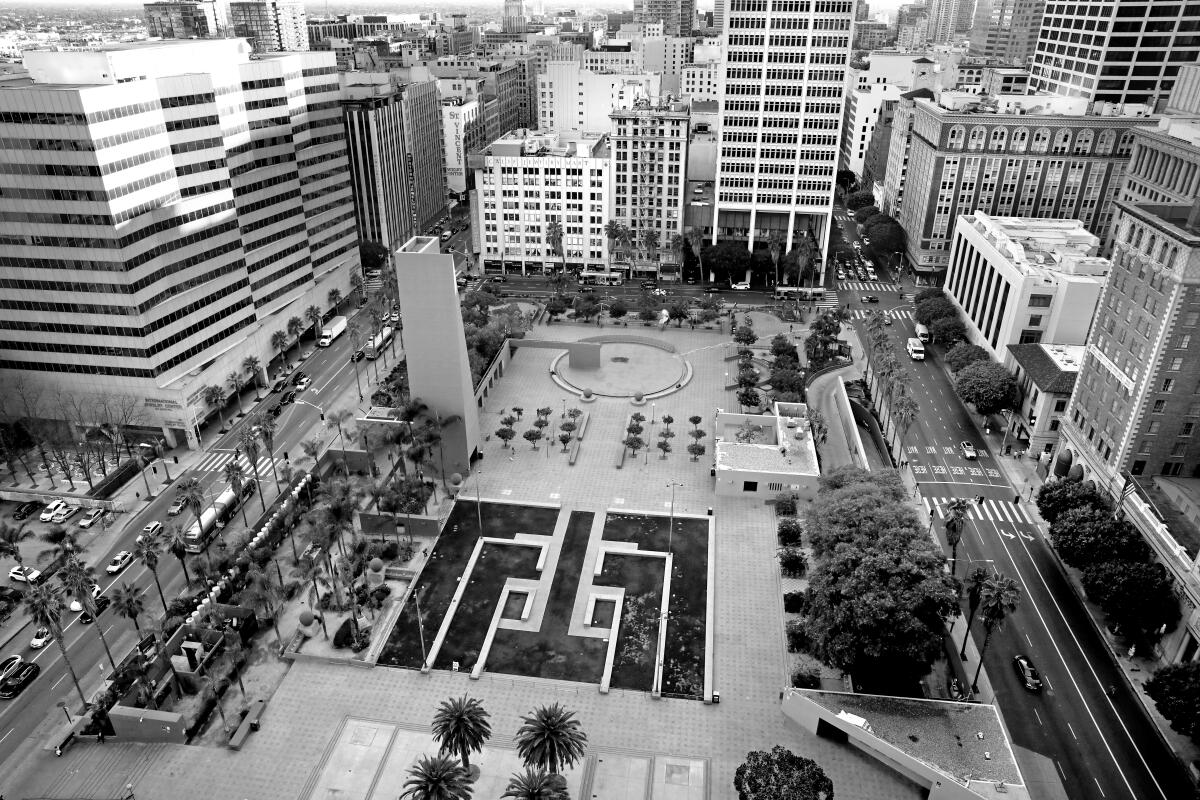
xmin=1120 ymin=201 xmax=1200 ymax=241
xmin=922 ymin=90 xmax=1151 ymax=119
xmin=714 ymin=404 xmax=819 ymax=478
xmin=802 ymin=691 xmax=1022 ymax=786
xmin=961 ymin=213 xmax=1111 ymax=279
xmin=1006 ymin=343 xmax=1082 ymax=394
xmin=479 ymin=128 xmax=610 ymax=159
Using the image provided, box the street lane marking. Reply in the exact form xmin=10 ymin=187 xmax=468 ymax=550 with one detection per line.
xmin=1056 ymin=760 xmax=1066 ymax=779
xmin=51 ymin=673 xmax=66 ymax=690
xmin=1096 ymin=779 xmax=1107 ymax=797
xmin=1034 ymin=708 xmax=1042 ymax=726
xmin=1068 ymin=721 xmax=1078 ymax=740
xmin=0 ymin=728 xmax=11 ymax=744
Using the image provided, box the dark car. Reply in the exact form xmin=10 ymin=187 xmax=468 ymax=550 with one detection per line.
xmin=280 ymin=390 xmax=298 ymax=405
xmin=579 ymin=285 xmax=597 ymax=294
xmin=270 ymin=378 xmax=288 ymax=393
xmin=79 ymin=595 xmax=110 ymax=625
xmin=0 ymin=662 xmax=40 ymax=699
xmin=640 ymin=280 xmax=658 ymax=289
xmin=12 ymin=501 xmax=41 ymax=521
xmin=350 ymin=350 xmax=365 ymax=363
xmin=290 ymin=371 xmax=308 ymax=387
xmin=861 ymin=295 xmax=879 ymax=304
xmin=267 ymin=404 xmax=284 ymax=419
xmin=703 ymin=284 xmax=724 ymax=293
xmin=1012 ymin=654 xmax=1043 ymax=692
xmin=489 ymin=275 xmax=507 ymax=283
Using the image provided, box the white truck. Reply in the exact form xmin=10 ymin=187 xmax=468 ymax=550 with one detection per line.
xmin=907 ymin=337 xmax=925 ymax=361
xmin=318 ymin=316 xmax=347 ymax=347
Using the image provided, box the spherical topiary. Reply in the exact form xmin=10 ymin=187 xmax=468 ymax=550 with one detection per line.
xmin=449 ymin=473 xmax=463 ymax=487
xmin=634 ymin=391 xmax=644 ymax=402
xmin=583 ymin=388 xmax=593 ymax=398
xmin=298 ymin=609 xmax=314 ymax=626
xmin=369 ymin=557 xmax=383 ymax=572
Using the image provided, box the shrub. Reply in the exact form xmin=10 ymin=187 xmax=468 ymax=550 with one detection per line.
xmin=783 ymin=590 xmax=809 ymax=614
xmin=332 ymin=618 xmax=355 ymax=649
xmin=380 ymin=540 xmax=400 ymax=560
xmin=775 ymin=492 xmax=800 ymax=516
xmin=791 ymin=667 xmax=821 ymax=689
xmin=779 ymin=547 xmax=808 ymax=577
xmin=786 ymin=619 xmax=810 ymax=653
xmin=778 ymin=517 xmax=804 ymax=547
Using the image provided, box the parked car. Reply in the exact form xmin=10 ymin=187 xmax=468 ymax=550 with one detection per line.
xmin=295 ymin=376 xmax=312 ymax=392
xmin=290 ymin=371 xmax=308 ymax=387
xmin=51 ymin=505 xmax=79 ymax=524
xmin=29 ymin=627 xmax=50 ymax=649
xmin=141 ymin=521 xmax=163 ymax=541
xmin=960 ymin=441 xmax=978 ymax=460
xmin=0 ymin=662 xmax=39 ymax=698
xmin=836 ymin=270 xmax=847 ymax=280
xmin=40 ymin=500 xmax=67 ymax=523
xmin=168 ymin=496 xmax=188 ymax=516
xmin=80 ymin=596 xmax=111 ymax=625
xmin=267 ymin=404 xmax=284 ymax=419
xmin=8 ymin=566 xmax=41 ymax=584
xmin=78 ymin=508 xmax=107 ymax=529
xmin=640 ymin=280 xmax=658 ymax=289
xmin=106 ymin=551 xmax=134 ymax=574
xmin=861 ymin=295 xmax=879 ymax=304
xmin=70 ymin=583 xmax=101 ymax=613
xmin=350 ymin=350 xmax=365 ymax=363
xmin=270 ymin=378 xmax=288 ymax=393
xmin=703 ymin=284 xmax=724 ymax=293
xmin=0 ymin=655 xmax=22 ymax=685
xmin=12 ymin=501 xmax=41 ymax=521
xmin=489 ymin=275 xmax=507 ymax=283
xmin=280 ymin=390 xmax=298 ymax=405
xmin=731 ymin=282 xmax=751 ymax=291
xmin=1012 ymin=654 xmax=1043 ymax=692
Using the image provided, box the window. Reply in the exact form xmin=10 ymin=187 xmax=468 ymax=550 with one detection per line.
xmin=1049 ymin=420 xmax=1060 ymax=431
xmin=1153 ymin=399 xmax=1166 ymax=413
xmin=1148 ymin=420 xmax=1161 ymax=434
xmin=1054 ymin=399 xmax=1068 ymax=412
xmin=1019 ymin=329 xmax=1043 ymax=344
xmin=1132 ymin=460 xmax=1146 ymax=475
xmin=742 ymin=480 xmax=758 ymax=492
xmin=1163 ymin=462 xmax=1184 ymax=476
xmin=1029 ymin=315 xmax=1043 ymax=326
xmin=1170 ymin=357 xmax=1184 ymax=371
xmin=1138 ymin=440 xmax=1152 ymax=454
xmin=1029 ymin=294 xmax=1053 ymax=307
xmin=1163 ymin=378 xmax=1176 ymax=392
xmin=1183 ymin=422 xmax=1195 ymax=436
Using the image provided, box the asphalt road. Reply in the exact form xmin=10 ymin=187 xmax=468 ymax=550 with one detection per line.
xmin=0 ymin=308 xmax=375 ymax=762
xmin=837 ymin=213 xmax=1193 ymax=800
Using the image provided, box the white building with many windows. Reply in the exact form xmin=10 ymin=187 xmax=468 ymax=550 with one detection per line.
xmin=471 ymin=129 xmax=610 ymax=274
xmin=537 ymin=60 xmax=662 ymax=133
xmin=0 ymin=40 xmax=358 ymax=448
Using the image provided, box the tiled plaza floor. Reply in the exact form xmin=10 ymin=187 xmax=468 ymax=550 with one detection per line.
xmin=6 ymin=320 xmax=923 ymax=800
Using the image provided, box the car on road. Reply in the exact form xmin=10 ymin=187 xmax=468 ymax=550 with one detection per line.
xmin=270 ymin=378 xmax=288 ymax=393
xmin=80 ymin=595 xmax=110 ymax=624
xmin=0 ymin=655 xmax=22 ymax=685
xmin=168 ymin=496 xmax=188 ymax=516
xmin=836 ymin=270 xmax=847 ymax=280
xmin=861 ymin=295 xmax=879 ymax=304
xmin=290 ymin=371 xmax=308 ymax=386
xmin=1012 ymin=654 xmax=1043 ymax=692
xmin=12 ymin=501 xmax=41 ymax=521
xmin=70 ymin=584 xmax=101 ymax=613
xmin=294 ymin=376 xmax=312 ymax=391
xmin=960 ymin=441 xmax=978 ymax=460
xmin=280 ymin=390 xmax=298 ymax=405
xmin=350 ymin=349 xmax=365 ymax=362
xmin=8 ymin=566 xmax=41 ymax=584
xmin=51 ymin=505 xmax=79 ymax=524
xmin=640 ymin=280 xmax=658 ymax=289
xmin=29 ymin=627 xmax=50 ymax=649
xmin=702 ymin=284 xmax=723 ymax=293
xmin=489 ymin=275 xmax=507 ymax=283
xmin=0 ymin=662 xmax=40 ymax=699
xmin=78 ymin=508 xmax=107 ymax=529
xmin=852 ymin=241 xmax=861 ymax=251
xmin=731 ymin=282 xmax=751 ymax=291
xmin=141 ymin=521 xmax=163 ymax=540
xmin=40 ymin=500 xmax=67 ymax=522
xmin=105 ymin=551 xmax=134 ymax=574
xmin=650 ymin=288 xmax=668 ymax=297
xmin=456 ymin=275 xmax=469 ymax=287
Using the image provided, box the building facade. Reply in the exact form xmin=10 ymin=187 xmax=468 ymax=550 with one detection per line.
xmin=471 ymin=130 xmax=610 ymax=274
xmin=634 ymin=0 xmax=697 ymax=37
xmin=1005 ymin=342 xmax=1081 ymax=457
xmin=1030 ymin=1 xmax=1200 ymax=111
xmin=442 ymin=98 xmax=486 ymax=198
xmin=610 ymin=99 xmax=690 ymax=280
xmin=0 ymin=41 xmax=358 ymax=448
xmin=230 ymin=0 xmax=308 ymax=52
xmin=144 ymin=0 xmax=226 ymax=39
xmin=967 ymin=0 xmax=1045 ymax=65
xmin=943 ymin=213 xmax=1109 ymax=363
xmin=840 ymin=82 xmax=901 ymax=180
xmin=537 ymin=60 xmax=662 ymax=133
xmin=714 ymin=0 xmax=853 ymax=259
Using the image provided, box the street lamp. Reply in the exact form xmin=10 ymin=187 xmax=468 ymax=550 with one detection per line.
xmin=667 ymin=481 xmax=682 ymax=554
xmin=474 ymin=466 xmax=483 ymax=535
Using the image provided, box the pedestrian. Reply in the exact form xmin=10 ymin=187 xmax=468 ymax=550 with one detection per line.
xmin=97 ymin=730 xmax=105 ymax=744
xmin=55 ymin=746 xmax=62 ymax=757
xmin=1107 ymin=684 xmax=1116 ymax=697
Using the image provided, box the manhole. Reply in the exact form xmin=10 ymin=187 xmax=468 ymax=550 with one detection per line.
xmin=611 ymin=356 xmax=630 ymax=363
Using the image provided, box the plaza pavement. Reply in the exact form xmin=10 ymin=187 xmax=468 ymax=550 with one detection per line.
xmin=4 ymin=315 xmax=925 ymax=800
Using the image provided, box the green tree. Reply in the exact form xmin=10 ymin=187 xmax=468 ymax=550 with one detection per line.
xmin=1049 ymin=507 xmax=1149 ymax=567
xmin=431 ymin=695 xmax=492 ymax=775
xmin=1082 ymin=561 xmax=1180 ymax=642
xmin=546 ymin=220 xmax=566 ymax=277
xmin=111 ymin=581 xmax=146 ymax=636
xmin=959 ymin=566 xmax=990 ymax=659
xmin=767 ymin=230 xmax=786 ymax=287
xmin=515 ymin=703 xmax=588 ymax=777
xmin=306 ymin=304 xmax=323 ymax=345
xmin=360 ymin=240 xmax=389 ymax=274
xmin=930 ymin=316 xmax=968 ymax=345
xmin=1146 ymin=661 xmax=1200 ymax=743
xmin=134 ymin=533 xmax=169 ymax=612
xmin=225 ymin=371 xmax=245 ymax=417
xmin=954 ymin=361 xmax=1018 ymax=415
xmin=23 ymin=582 xmax=87 ymax=705
xmin=622 ymin=435 xmax=645 ymax=455
xmin=327 ymin=287 xmax=343 ymax=314
xmin=163 ymin=524 xmax=192 ymax=585
xmin=401 ymin=754 xmax=473 ymax=800
xmin=666 ymin=300 xmax=690 ymax=327
xmin=837 ymin=168 xmax=857 ymax=191
xmin=913 ymin=288 xmax=944 ymax=304
xmin=603 ymin=219 xmax=624 ymax=272
xmin=945 ymin=342 xmax=992 ymax=373
xmin=734 ymin=745 xmax=834 ymax=800
xmin=608 ymin=299 xmax=627 ymax=321
xmin=687 ymin=229 xmax=706 ymax=280
xmin=860 ymin=214 xmax=905 ymax=255
xmin=0 ymin=520 xmax=35 ymax=582
xmin=202 ymin=384 xmax=228 ymax=431
xmin=736 ymin=387 xmax=760 ymax=411
xmin=58 ymin=555 xmax=117 ymax=670
xmin=545 ymin=296 xmax=568 ymax=320
xmin=702 ymin=241 xmax=753 ymax=283
xmin=502 ymin=768 xmax=569 ymax=800
xmin=241 ymin=354 xmax=263 ymax=397
xmin=853 ymin=205 xmax=880 ymax=225
xmin=971 ymin=573 xmax=1021 ymax=692
xmin=255 ymin=412 xmax=282 ymax=486
xmin=845 ymin=189 xmax=875 ymax=211
xmin=1035 ymin=479 xmax=1113 ymax=524
xmin=733 ymin=322 xmax=758 ymax=346
xmin=914 ymin=297 xmax=959 ymax=326
xmin=495 ymin=427 xmax=517 ymax=448
xmin=943 ymin=498 xmax=970 ymax=575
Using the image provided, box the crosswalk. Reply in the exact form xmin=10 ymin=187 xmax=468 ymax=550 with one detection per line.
xmin=838 ymin=281 xmax=899 ymax=292
xmin=922 ymin=495 xmax=1035 ymax=525
xmin=194 ymin=450 xmax=282 ymax=476
xmin=814 ymin=289 xmax=840 ymax=310
xmin=848 ymin=308 xmax=913 ymax=321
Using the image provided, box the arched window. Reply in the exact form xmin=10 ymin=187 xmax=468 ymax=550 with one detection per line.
xmin=1133 ymin=227 xmax=1144 ymax=248
xmin=1011 ymin=127 xmax=1029 ymax=152
xmin=1073 ymin=129 xmax=1094 ymax=154
xmin=948 ymin=125 xmax=966 ymax=149
xmin=1032 ymin=128 xmax=1051 ymax=153
xmin=1096 ymin=129 xmax=1117 ymax=155
xmin=968 ymin=126 xmax=987 ymax=150
xmin=1168 ymin=246 xmax=1179 ymax=269
xmin=1159 ymin=241 xmax=1171 ymax=262
xmin=1052 ymin=129 xmax=1072 ymax=154
xmin=1117 ymin=131 xmax=1135 ymax=156
xmin=989 ymin=127 xmax=1008 ymax=151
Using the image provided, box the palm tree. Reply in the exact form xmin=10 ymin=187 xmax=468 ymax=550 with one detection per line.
xmin=202 ymin=384 xmax=228 ymax=431
xmin=350 ymin=269 xmax=365 ymax=303
xmin=287 ymin=315 xmax=304 ymax=360
xmin=326 ymin=408 xmax=355 ymax=474
xmin=767 ymin=230 xmax=786 ymax=287
xmin=0 ymin=520 xmax=35 ymax=582
xmin=111 ymin=582 xmax=146 ymax=636
xmin=305 ymin=304 xmax=323 ymax=346
xmin=668 ymin=232 xmax=685 ymax=276
xmin=224 ymin=459 xmax=249 ymax=528
xmin=891 ymin=390 xmax=920 ymax=458
xmin=346 ymin=320 xmax=365 ymax=400
xmin=242 ymin=355 xmax=263 ymax=399
xmin=640 ymin=228 xmax=660 ymax=266
xmin=432 ymin=695 xmax=492 ymax=775
xmin=401 ymin=754 xmax=473 ymax=800
xmin=24 ymin=583 xmax=86 ymax=705
xmin=225 ymin=371 xmax=245 ymax=417
xmin=255 ymin=413 xmax=281 ymax=487
xmin=502 ymin=768 xmax=568 ymax=800
xmin=238 ymin=427 xmax=267 ymax=512
xmin=58 ymin=555 xmax=117 ymax=670
xmin=270 ymin=330 xmax=289 ymax=371
xmin=163 ymin=524 xmax=192 ymax=585
xmin=687 ymin=229 xmax=706 ymax=282
xmin=176 ymin=475 xmax=208 ymax=522
xmin=328 ymin=287 xmax=343 ymax=314
xmin=943 ymin=498 xmax=970 ymax=575
xmin=238 ymin=563 xmax=283 ymax=643
xmin=546 ymin=220 xmax=565 ymax=280
xmin=603 ymin=219 xmax=623 ymax=274
xmin=290 ymin=557 xmax=330 ymax=638
xmin=133 ymin=535 xmax=169 ymax=613
xmin=38 ymin=524 xmax=80 ymax=566
xmin=971 ymin=573 xmax=1022 ymax=692
xmin=514 ymin=703 xmax=588 ymax=777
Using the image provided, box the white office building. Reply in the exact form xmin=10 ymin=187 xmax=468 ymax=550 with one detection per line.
xmin=0 ymin=41 xmax=358 ymax=448
xmin=537 ymin=60 xmax=662 ymax=133
xmin=471 ymin=130 xmax=610 ymax=274
xmin=943 ymin=213 xmax=1110 ymax=365
xmin=840 ymin=82 xmax=901 ymax=180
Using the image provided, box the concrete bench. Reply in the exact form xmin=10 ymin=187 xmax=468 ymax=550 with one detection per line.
xmin=568 ymin=439 xmax=582 ymax=465
xmin=228 ymin=699 xmax=267 ymax=751
xmin=615 ymin=447 xmax=626 ymax=469
xmin=575 ymin=412 xmax=589 ymax=440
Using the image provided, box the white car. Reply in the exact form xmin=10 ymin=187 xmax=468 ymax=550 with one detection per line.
xmin=69 ymin=584 xmax=101 ymax=613
xmin=960 ymin=441 xmax=979 ymax=460
xmin=294 ymin=376 xmax=312 ymax=391
xmin=29 ymin=627 xmax=50 ymax=649
xmin=650 ymin=288 xmax=668 ymax=297
xmin=8 ymin=566 xmax=41 ymax=584
xmin=106 ymin=551 xmax=134 ymax=574
xmin=51 ymin=505 xmax=79 ymax=523
xmin=39 ymin=500 xmax=66 ymax=523
xmin=141 ymin=521 xmax=163 ymax=541
xmin=78 ymin=508 xmax=106 ymax=529
xmin=731 ymin=282 xmax=751 ymax=291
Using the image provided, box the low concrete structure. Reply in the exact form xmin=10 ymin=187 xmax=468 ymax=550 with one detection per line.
xmin=713 ymin=402 xmax=820 ymax=498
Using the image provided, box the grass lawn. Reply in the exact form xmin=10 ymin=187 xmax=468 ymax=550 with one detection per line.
xmin=601 ymin=513 xmax=709 ymax=698
xmin=377 ymin=500 xmax=559 ymax=668
xmin=486 ymin=511 xmax=609 ymax=683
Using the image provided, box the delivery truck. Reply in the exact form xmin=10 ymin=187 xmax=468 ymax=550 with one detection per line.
xmin=318 ymin=316 xmax=347 ymax=347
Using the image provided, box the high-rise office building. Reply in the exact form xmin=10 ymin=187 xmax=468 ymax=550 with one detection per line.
xmin=230 ymin=0 xmax=308 ymax=53
xmin=0 ymin=40 xmax=358 ymax=448
xmin=538 ymin=61 xmax=662 ymax=132
xmin=967 ymin=0 xmax=1045 ymax=65
xmin=634 ymin=0 xmax=697 ymax=37
xmin=144 ymin=0 xmax=227 ymax=39
xmin=713 ymin=0 xmax=854 ymax=257
xmin=503 ymin=0 xmax=527 ymax=32
xmin=342 ymin=75 xmax=445 ymax=252
xmin=925 ymin=0 xmax=964 ymax=44
xmin=1030 ymin=2 xmax=1200 ymax=111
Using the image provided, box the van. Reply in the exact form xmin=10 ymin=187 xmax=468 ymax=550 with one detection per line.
xmin=907 ymin=338 xmax=925 ymax=361
xmin=440 ymin=230 xmax=453 ymax=242
xmin=914 ymin=323 xmax=930 ymax=342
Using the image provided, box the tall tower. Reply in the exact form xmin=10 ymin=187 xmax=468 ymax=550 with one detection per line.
xmin=714 ymin=0 xmax=854 ymax=260
xmin=968 ymin=0 xmax=1045 ymax=65
xmin=1030 ymin=2 xmax=1200 ymax=111
xmin=229 ymin=0 xmax=307 ymax=52
xmin=635 ymin=0 xmax=697 ymax=37
xmin=503 ymin=0 xmax=526 ymax=32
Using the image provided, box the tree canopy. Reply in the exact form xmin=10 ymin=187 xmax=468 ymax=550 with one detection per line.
xmin=954 ymin=360 xmax=1018 ymax=415
xmin=845 ymin=189 xmax=876 ymax=211
xmin=913 ymin=288 xmax=945 ymax=304
xmin=944 ymin=342 xmax=992 ymax=373
xmin=930 ymin=316 xmax=968 ymax=345
xmin=702 ymin=241 xmax=753 ymax=281
xmin=1146 ymin=661 xmax=1200 ymax=743
xmin=1081 ymin=560 xmax=1180 ymax=640
xmin=1048 ymin=507 xmax=1149 ymax=567
xmin=914 ymin=297 xmax=959 ymax=327
xmin=861 ymin=214 xmax=905 ymax=255
xmin=734 ymin=746 xmax=835 ymax=800
xmin=1035 ymin=479 xmax=1113 ymax=524
xmin=853 ymin=205 xmax=881 ymax=225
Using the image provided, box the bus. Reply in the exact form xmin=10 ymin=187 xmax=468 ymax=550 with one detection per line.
xmin=364 ymin=326 xmax=394 ymax=360
xmin=578 ymin=271 xmax=623 ymax=286
xmin=773 ymin=286 xmax=827 ymax=301
xmin=184 ymin=480 xmax=257 ymax=553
